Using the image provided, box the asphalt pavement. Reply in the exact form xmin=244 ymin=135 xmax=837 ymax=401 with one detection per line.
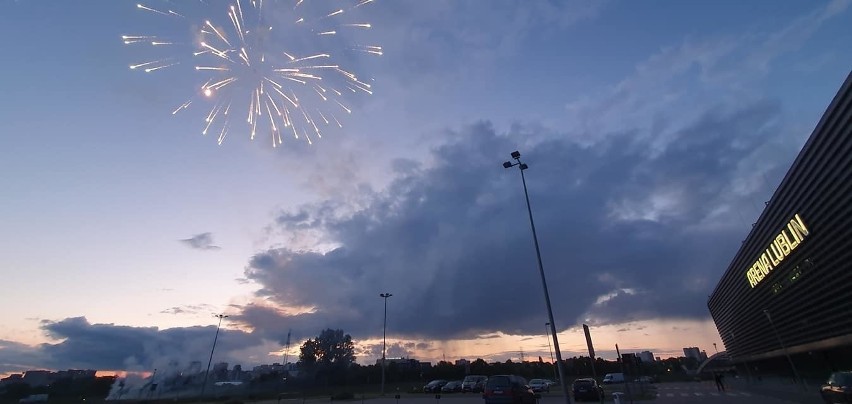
xmin=261 ymin=381 xmax=826 ymax=404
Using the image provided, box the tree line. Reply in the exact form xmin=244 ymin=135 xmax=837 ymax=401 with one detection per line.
xmin=294 ymin=328 xmax=705 ymax=389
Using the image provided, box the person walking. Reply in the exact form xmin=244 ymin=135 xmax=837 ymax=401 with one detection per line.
xmin=714 ymin=372 xmax=726 ymax=392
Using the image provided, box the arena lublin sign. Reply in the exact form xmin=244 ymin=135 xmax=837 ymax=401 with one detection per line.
xmin=745 ymin=214 xmax=809 ymax=288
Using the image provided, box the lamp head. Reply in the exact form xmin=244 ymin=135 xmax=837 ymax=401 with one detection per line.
xmin=502 ymin=161 xmax=513 ymax=169
xmin=519 ymin=163 xmax=529 ymax=170
xmin=510 ymin=151 xmax=521 ymax=159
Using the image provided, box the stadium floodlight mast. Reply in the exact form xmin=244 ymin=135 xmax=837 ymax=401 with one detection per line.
xmin=200 ymin=314 xmax=228 ymax=400
xmin=763 ymin=309 xmax=805 ymax=390
xmin=380 ymin=293 xmax=392 ymax=396
xmin=503 ymin=151 xmax=571 ymax=404
xmin=545 ymin=322 xmax=557 ymax=381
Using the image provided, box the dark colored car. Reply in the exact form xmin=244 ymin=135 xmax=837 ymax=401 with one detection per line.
xmin=821 ymin=371 xmax=852 ymax=403
xmin=424 ymin=379 xmax=448 ymax=393
xmin=482 ymin=375 xmax=539 ymax=404
xmin=462 ymin=375 xmax=488 ymax=393
xmin=634 ymin=375 xmax=658 ymax=384
xmin=572 ymin=378 xmax=604 ymax=402
xmin=441 ymin=380 xmax=463 ymax=393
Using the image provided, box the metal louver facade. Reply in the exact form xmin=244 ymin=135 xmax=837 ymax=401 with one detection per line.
xmin=708 ymin=71 xmax=852 ymax=367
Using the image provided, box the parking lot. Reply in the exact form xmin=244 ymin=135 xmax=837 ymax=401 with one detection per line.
xmin=266 ymin=381 xmax=823 ymax=404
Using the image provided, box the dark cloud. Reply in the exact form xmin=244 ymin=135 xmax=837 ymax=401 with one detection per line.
xmin=237 ymin=94 xmax=799 ymax=343
xmin=357 ymin=342 xmax=418 ymax=361
xmin=160 ymin=304 xmax=215 ymax=315
xmin=0 ymin=317 xmax=266 ymax=374
xmin=180 ymin=232 xmax=221 ymax=251
xmin=0 ymin=340 xmax=48 ymax=374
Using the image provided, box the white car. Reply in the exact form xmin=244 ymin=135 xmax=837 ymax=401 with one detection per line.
xmin=602 ymin=372 xmax=625 ymax=384
xmin=528 ymin=379 xmax=550 ymax=392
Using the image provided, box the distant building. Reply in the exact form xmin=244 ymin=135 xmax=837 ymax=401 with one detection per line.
xmin=251 ymin=363 xmax=286 ymax=379
xmin=637 ymin=351 xmax=655 ymax=363
xmin=376 ymin=357 xmax=422 ymax=369
xmin=212 ymin=362 xmax=229 ymax=381
xmin=229 ymin=365 xmax=243 ymax=381
xmin=0 ymin=374 xmax=23 ymax=386
xmin=22 ymin=371 xmax=52 ymax=387
xmin=55 ymin=369 xmax=96 ymax=380
xmin=455 ymin=359 xmax=470 ymax=367
xmin=186 ymin=361 xmax=202 ymax=375
xmin=683 ymin=347 xmax=702 ymax=362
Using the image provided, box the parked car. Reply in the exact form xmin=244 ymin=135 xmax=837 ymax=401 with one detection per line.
xmin=423 ymin=379 xmax=448 ymax=393
xmin=572 ymin=378 xmax=604 ymax=402
xmin=543 ymin=379 xmax=558 ymax=387
xmin=462 ymin=375 xmax=488 ymax=393
xmin=820 ymin=371 xmax=852 ymax=403
xmin=634 ymin=375 xmax=657 ymax=384
xmin=482 ymin=375 xmax=539 ymax=404
xmin=602 ymin=372 xmax=625 ymax=384
xmin=441 ymin=380 xmax=463 ymax=393
xmin=528 ymin=379 xmax=550 ymax=393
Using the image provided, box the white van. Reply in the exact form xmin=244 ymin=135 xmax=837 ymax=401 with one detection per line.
xmin=602 ymin=373 xmax=625 ymax=384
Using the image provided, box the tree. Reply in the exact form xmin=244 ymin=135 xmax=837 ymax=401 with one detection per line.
xmin=298 ymin=329 xmax=356 ymax=385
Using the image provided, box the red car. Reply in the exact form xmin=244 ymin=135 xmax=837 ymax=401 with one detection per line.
xmin=482 ymin=375 xmax=539 ymax=404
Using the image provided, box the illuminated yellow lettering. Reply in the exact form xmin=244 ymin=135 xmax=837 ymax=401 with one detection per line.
xmin=745 ymin=214 xmax=808 ymax=288
xmin=755 ymin=259 xmax=767 ymax=276
xmin=788 ymin=214 xmax=809 ymax=242
xmin=750 ymin=262 xmax=760 ymax=278
xmin=776 ymin=234 xmax=792 ymax=255
xmin=771 ymin=242 xmax=784 ymax=263
xmin=784 ymin=230 xmax=799 ymax=249
xmin=768 ymin=247 xmax=779 ymax=266
xmin=755 ymin=265 xmax=765 ymax=282
xmin=760 ymin=253 xmax=773 ymax=274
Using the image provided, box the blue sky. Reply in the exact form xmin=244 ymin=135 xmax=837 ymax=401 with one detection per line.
xmin=1 ymin=0 xmax=851 ymax=375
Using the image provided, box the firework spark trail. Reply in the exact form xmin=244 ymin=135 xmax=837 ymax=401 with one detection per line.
xmin=125 ymin=0 xmax=380 ymax=147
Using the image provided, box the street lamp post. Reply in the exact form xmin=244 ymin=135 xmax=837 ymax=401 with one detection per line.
xmin=200 ymin=314 xmax=228 ymax=400
xmin=503 ymin=151 xmax=571 ymax=404
xmin=545 ymin=322 xmax=557 ymax=381
xmin=763 ymin=309 xmax=805 ymax=390
xmin=380 ymin=293 xmax=393 ymax=396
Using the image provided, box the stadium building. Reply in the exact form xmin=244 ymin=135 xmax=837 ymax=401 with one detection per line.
xmin=708 ymin=71 xmax=852 ymax=382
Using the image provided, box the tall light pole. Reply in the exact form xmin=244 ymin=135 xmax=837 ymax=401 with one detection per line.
xmin=380 ymin=293 xmax=392 ymax=396
xmin=200 ymin=314 xmax=228 ymax=400
xmin=763 ymin=309 xmax=804 ymax=390
xmin=545 ymin=322 xmax=557 ymax=381
xmin=503 ymin=151 xmax=571 ymax=404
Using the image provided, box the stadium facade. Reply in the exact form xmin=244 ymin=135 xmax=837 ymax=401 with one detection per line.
xmin=708 ymin=71 xmax=852 ymax=381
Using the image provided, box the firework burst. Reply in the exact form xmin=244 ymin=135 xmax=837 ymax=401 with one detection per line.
xmin=124 ymin=0 xmax=380 ymax=147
